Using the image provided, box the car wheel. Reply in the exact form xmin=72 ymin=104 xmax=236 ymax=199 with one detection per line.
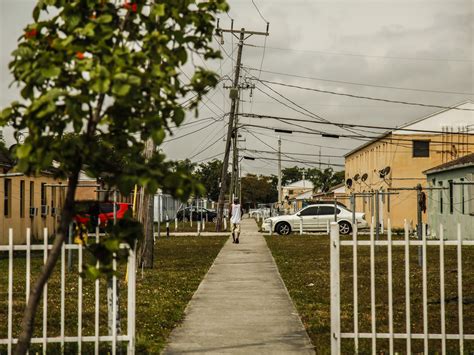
xmin=339 ymin=221 xmax=352 ymax=235
xmin=276 ymin=222 xmax=291 ymax=236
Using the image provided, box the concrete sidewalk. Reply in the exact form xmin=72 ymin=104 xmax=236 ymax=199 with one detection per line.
xmin=164 ymin=219 xmax=314 ymax=354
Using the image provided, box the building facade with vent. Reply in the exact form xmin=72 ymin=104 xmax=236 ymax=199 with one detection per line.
xmin=424 ymin=153 xmax=474 ymax=239
xmin=344 ymin=101 xmax=474 ymax=229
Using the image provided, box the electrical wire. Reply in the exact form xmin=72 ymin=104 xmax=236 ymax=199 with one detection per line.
xmin=251 ymin=0 xmax=269 ymax=24
xmin=243 ymin=44 xmax=474 ymax=63
xmin=242 ymin=113 xmax=474 ymax=136
xmin=256 ymin=78 xmax=474 ymax=112
xmin=244 ymin=67 xmax=474 ymax=96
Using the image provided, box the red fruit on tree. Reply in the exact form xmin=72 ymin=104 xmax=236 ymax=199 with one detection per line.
xmin=76 ymin=52 xmax=85 ymax=60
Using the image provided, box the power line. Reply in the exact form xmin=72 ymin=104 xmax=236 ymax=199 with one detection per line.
xmin=251 ymin=0 xmax=269 ymax=24
xmin=255 ymin=79 xmax=474 ymax=112
xmin=244 ymin=44 xmax=474 ymax=63
xmin=240 ymin=123 xmax=474 ymax=146
xmin=242 ymin=148 xmax=343 ymax=159
xmin=243 ymin=155 xmax=345 ymax=168
xmin=244 ymin=67 xmax=474 ymax=96
xmin=242 ymin=113 xmax=474 ymax=136
xmin=188 ymin=129 xmax=228 ymax=160
xmin=246 ymin=128 xmax=352 ymax=151
xmin=165 ymin=118 xmax=224 ymax=143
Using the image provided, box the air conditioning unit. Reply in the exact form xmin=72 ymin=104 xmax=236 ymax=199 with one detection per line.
xmin=29 ymin=207 xmax=38 ymax=217
xmin=41 ymin=205 xmax=49 ymax=217
xmin=51 ymin=207 xmax=57 ymax=216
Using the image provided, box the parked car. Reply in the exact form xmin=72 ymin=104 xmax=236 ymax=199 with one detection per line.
xmin=176 ymin=207 xmax=218 ymax=222
xmin=74 ymin=201 xmax=131 ymax=229
xmin=261 ymin=204 xmax=367 ymax=235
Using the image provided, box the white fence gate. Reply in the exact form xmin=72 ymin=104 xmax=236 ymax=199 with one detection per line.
xmin=330 ymin=220 xmax=473 ymax=354
xmin=0 ymin=228 xmax=136 ymax=354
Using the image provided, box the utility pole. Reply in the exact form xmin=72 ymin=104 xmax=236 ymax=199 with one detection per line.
xmin=215 ymin=25 xmax=269 ymax=231
xmin=229 ymin=90 xmax=240 ymax=202
xmin=278 ymin=136 xmax=282 ymax=204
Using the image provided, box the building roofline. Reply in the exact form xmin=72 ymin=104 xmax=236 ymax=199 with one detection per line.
xmin=344 ymin=99 xmax=474 ymax=159
xmin=423 ymin=152 xmax=474 ymax=175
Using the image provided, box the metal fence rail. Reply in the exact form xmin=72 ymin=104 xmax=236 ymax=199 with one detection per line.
xmin=330 ymin=220 xmax=473 ymax=354
xmin=0 ymin=228 xmax=136 ymax=355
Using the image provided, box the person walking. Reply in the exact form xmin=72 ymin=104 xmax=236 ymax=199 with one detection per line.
xmin=230 ymin=198 xmax=243 ymax=244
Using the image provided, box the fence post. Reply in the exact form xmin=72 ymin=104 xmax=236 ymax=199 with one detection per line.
xmin=127 ymin=244 xmax=136 ymax=355
xmin=197 ymin=220 xmax=201 ymax=236
xmin=326 ymin=220 xmax=330 ymax=234
xmin=223 ymin=217 xmax=227 ymax=231
xmin=8 ymin=229 xmax=13 ymax=355
xmin=175 ymin=217 xmax=178 ymax=232
xmin=299 ymin=218 xmax=303 ymax=235
xmin=269 ymin=220 xmax=273 ymax=236
xmin=330 ymin=222 xmax=341 ymax=354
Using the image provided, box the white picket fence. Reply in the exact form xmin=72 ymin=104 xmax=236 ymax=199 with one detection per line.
xmin=0 ymin=228 xmax=136 ymax=354
xmin=330 ymin=220 xmax=474 ymax=354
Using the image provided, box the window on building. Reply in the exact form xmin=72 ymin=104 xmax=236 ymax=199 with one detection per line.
xmin=439 ymin=181 xmax=443 ymax=214
xmin=30 ymin=181 xmax=35 ymax=217
xmin=4 ymin=179 xmax=11 ymax=218
xmin=51 ymin=186 xmax=56 ymax=215
xmin=448 ymin=180 xmax=454 ymax=214
xmin=460 ymin=178 xmax=465 ymax=214
xmin=413 ymin=140 xmax=430 ymax=158
xmin=288 ymin=189 xmax=294 ymax=195
xmin=20 ymin=180 xmax=25 ymax=218
xmin=41 ymin=183 xmax=47 ymax=206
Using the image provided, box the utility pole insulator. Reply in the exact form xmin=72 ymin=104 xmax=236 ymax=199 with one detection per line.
xmin=229 ymin=88 xmax=239 ymax=99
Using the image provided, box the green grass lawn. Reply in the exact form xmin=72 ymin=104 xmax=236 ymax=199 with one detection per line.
xmin=265 ymin=234 xmax=474 ymax=353
xmin=0 ymin=235 xmax=227 ymax=354
xmin=157 ymin=221 xmax=229 ymax=233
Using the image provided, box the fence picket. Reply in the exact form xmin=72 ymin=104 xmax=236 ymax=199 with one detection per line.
xmin=60 ymin=238 xmax=65 ymax=353
xmin=439 ymin=225 xmax=446 ymax=355
xmin=43 ymin=228 xmax=48 ymax=354
xmin=95 ymin=227 xmax=100 ymax=355
xmin=387 ymin=219 xmax=394 ymax=354
xmin=8 ymin=229 xmax=13 ymax=355
xmin=370 ymin=221 xmax=376 ymax=354
xmin=78 ymin=241 xmax=83 ymax=354
xmin=404 ymin=219 xmax=411 ymax=353
xmin=330 ymin=222 xmax=341 ymax=354
xmin=457 ymin=224 xmax=464 ymax=353
xmin=352 ymin=223 xmax=359 ymax=353
xmin=422 ymin=224 xmax=428 ymax=353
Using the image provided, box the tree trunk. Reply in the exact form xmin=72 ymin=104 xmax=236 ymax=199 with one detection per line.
xmin=15 ymin=169 xmax=80 ymax=355
xmin=136 ymin=138 xmax=155 ymax=268
xmin=137 ymin=191 xmax=154 ymax=268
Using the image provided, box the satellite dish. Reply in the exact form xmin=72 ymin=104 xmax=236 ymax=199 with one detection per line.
xmin=361 ymin=173 xmax=368 ymax=182
xmin=346 ymin=178 xmax=353 ymax=188
xmin=353 ymin=174 xmax=360 ymax=181
xmin=379 ymin=166 xmax=391 ymax=178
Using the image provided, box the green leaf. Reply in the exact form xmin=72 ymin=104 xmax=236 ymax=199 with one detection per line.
xmin=128 ymin=75 xmax=141 ymax=86
xmin=97 ymin=14 xmax=113 ymax=24
xmin=173 ymin=108 xmax=185 ymax=125
xmin=91 ymin=78 xmax=110 ymax=94
xmin=41 ymin=66 xmax=61 ymax=78
xmin=112 ymin=83 xmax=131 ymax=96
xmin=152 ymin=128 xmax=166 ymax=145
xmin=151 ymin=3 xmax=165 ymax=18
xmin=16 ymin=144 xmax=32 ymax=159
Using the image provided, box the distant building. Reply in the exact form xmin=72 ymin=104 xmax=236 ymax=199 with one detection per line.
xmin=282 ymin=179 xmax=314 ymax=213
xmin=0 ymin=152 xmax=67 ymax=244
xmin=424 ymin=153 xmax=474 ymax=239
xmin=345 ymin=101 xmax=474 ymax=229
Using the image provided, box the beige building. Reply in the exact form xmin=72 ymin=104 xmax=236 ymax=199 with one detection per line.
xmin=345 ymin=101 xmax=474 ymax=229
xmin=282 ymin=179 xmax=314 ymax=213
xmin=0 ymin=169 xmax=66 ymax=244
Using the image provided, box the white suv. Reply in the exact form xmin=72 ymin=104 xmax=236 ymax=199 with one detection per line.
xmin=261 ymin=204 xmax=367 ymax=235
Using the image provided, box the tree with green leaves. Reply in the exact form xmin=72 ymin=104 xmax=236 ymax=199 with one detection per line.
xmin=194 ymin=159 xmax=228 ymax=201
xmin=310 ymin=167 xmax=345 ymax=193
xmin=1 ymin=0 xmax=227 ymax=352
xmin=241 ymin=174 xmax=277 ymax=207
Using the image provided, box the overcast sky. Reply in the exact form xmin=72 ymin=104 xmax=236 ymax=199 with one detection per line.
xmin=1 ymin=0 xmax=473 ymax=177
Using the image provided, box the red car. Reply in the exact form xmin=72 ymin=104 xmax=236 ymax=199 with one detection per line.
xmin=74 ymin=201 xmax=131 ymax=228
